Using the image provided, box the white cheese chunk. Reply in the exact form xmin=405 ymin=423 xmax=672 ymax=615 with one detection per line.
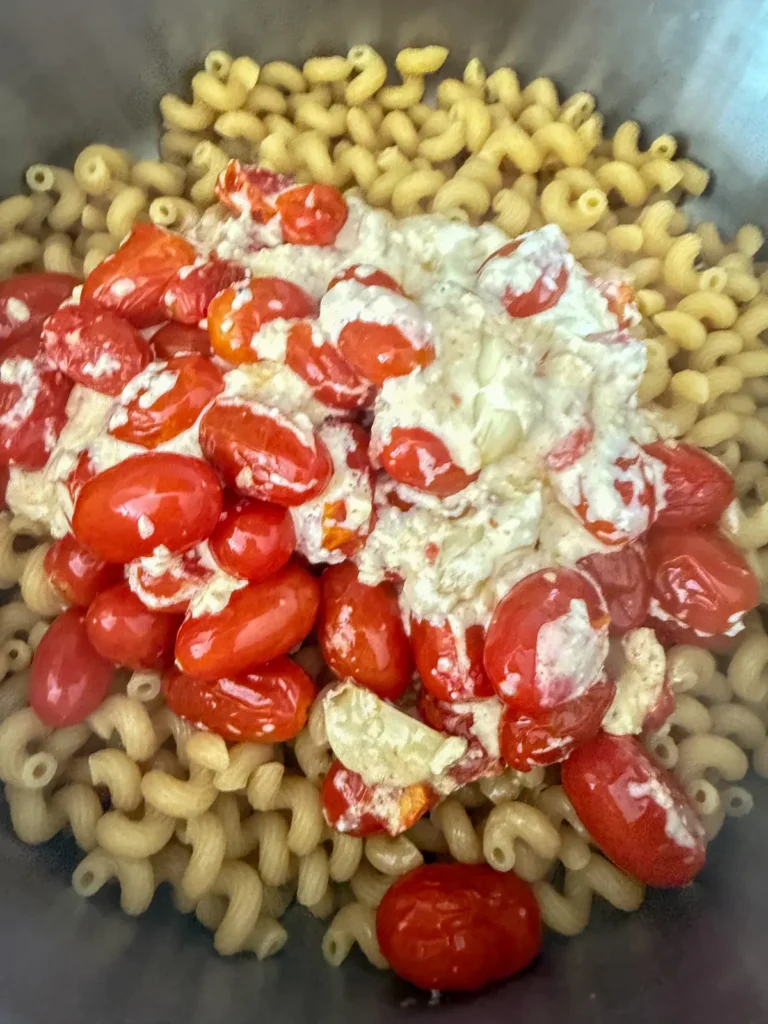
xmin=602 ymin=628 xmax=666 ymax=735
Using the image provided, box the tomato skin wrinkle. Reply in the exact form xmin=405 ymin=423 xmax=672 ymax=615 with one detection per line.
xmin=579 ymin=541 xmax=650 ymax=634
xmin=163 ymin=258 xmax=246 ymax=324
xmin=86 ymin=582 xmax=181 ymax=670
xmin=152 ymin=322 xmax=211 ymax=359
xmin=645 ymin=440 xmax=735 ymax=529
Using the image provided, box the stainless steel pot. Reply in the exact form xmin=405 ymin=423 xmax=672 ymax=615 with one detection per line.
xmin=2 ymin=1 xmax=767 ymax=1020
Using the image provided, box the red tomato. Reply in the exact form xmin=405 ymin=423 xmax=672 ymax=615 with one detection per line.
xmin=337 ymin=320 xmax=435 ymax=385
xmin=81 ymin=223 xmax=196 ymax=328
xmin=562 ymin=732 xmax=706 ymax=887
xmin=377 ymin=863 xmax=542 ymax=991
xmin=163 ymin=258 xmax=246 ymax=324
xmin=163 ymin=656 xmax=315 ymax=742
xmin=484 ymin=568 xmax=609 ymax=715
xmin=175 ymin=560 xmax=320 ymax=678
xmin=477 ymin=235 xmax=569 ymax=318
xmin=645 ymin=441 xmax=735 ymax=529
xmin=152 ymin=322 xmax=212 ymax=359
xmin=44 ymin=534 xmax=121 ymax=608
xmin=29 ymin=609 xmax=113 ymax=726
xmin=0 ymin=356 xmax=71 ymax=470
xmin=200 ymin=397 xmax=333 ymax=506
xmin=0 ymin=464 xmax=9 ymax=510
xmin=647 ymin=617 xmax=738 ymax=652
xmin=500 ymin=675 xmax=615 ymax=770
xmin=545 ymin=421 xmax=595 ymax=471
xmin=410 ymin=619 xmax=494 ymax=702
xmin=321 ymin=760 xmax=436 ymax=837
xmin=579 ymin=542 xmax=650 ymax=635
xmin=318 ymin=562 xmax=413 ymax=700
xmin=72 ymin=453 xmax=223 ymax=563
xmin=66 ymin=451 xmax=97 ymax=505
xmin=208 ymin=498 xmax=296 ymax=580
xmin=275 ymin=184 xmax=348 ymax=246
xmin=207 ymin=278 xmax=317 ymax=365
xmin=42 ymin=305 xmax=151 ymax=396
xmin=327 ymin=265 xmax=405 ymax=293
xmin=215 ymin=160 xmax=293 ymax=221
xmin=569 ymin=448 xmax=658 ymax=546
xmin=377 ymin=427 xmax=478 ymax=497
xmin=590 ymin=276 xmax=637 ymax=329
xmin=646 ymin=527 xmax=759 ymax=636
xmin=109 ymin=355 xmax=223 ymax=448
xmin=125 ymin=549 xmax=213 ymax=613
xmin=0 ymin=272 xmax=78 ymax=346
xmin=285 ymin=322 xmax=373 ymax=410
xmin=416 ymin=691 xmax=504 ymax=785
xmin=86 ymin=582 xmax=180 ymax=669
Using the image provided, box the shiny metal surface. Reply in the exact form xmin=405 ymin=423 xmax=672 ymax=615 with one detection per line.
xmin=1 ymin=1 xmax=768 ymax=1020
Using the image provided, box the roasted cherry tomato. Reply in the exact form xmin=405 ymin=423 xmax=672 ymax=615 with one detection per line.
xmin=321 ymin=760 xmax=436 ymax=837
xmin=0 ymin=464 xmax=9 ymax=510
xmin=81 ymin=223 xmax=196 ymax=328
xmin=318 ymin=562 xmax=413 ymax=700
xmin=377 ymin=427 xmax=478 ymax=497
xmin=109 ymin=355 xmax=223 ymax=448
xmin=477 ymin=234 xmax=569 ymax=318
xmin=175 ymin=560 xmax=320 ymax=679
xmin=337 ymin=321 xmax=434 ymax=385
xmin=410 ymin=619 xmax=494 ymax=702
xmin=44 ymin=534 xmax=121 ymax=608
xmin=646 ymin=527 xmax=759 ymax=636
xmin=562 ymin=732 xmax=706 ymax=887
xmin=377 ymin=863 xmax=542 ymax=991
xmin=0 ymin=272 xmax=78 ymax=347
xmin=566 ymin=447 xmax=658 ymax=546
xmin=163 ymin=656 xmax=315 ymax=742
xmin=215 ymin=160 xmax=293 ymax=221
xmin=417 ymin=691 xmax=504 ymax=785
xmin=66 ymin=451 xmax=97 ymax=505
xmin=579 ymin=541 xmax=650 ymax=635
xmin=545 ymin=422 xmax=595 ymax=471
xmin=200 ymin=397 xmax=333 ymax=506
xmin=29 ymin=609 xmax=113 ymax=726
xmin=285 ymin=322 xmax=373 ymax=410
xmin=207 ymin=278 xmax=317 ymax=365
xmin=275 ymin=184 xmax=348 ymax=246
xmin=86 ymin=582 xmax=180 ymax=670
xmin=163 ymin=258 xmax=246 ymax=324
xmin=72 ymin=452 xmax=223 ymax=563
xmin=500 ymin=674 xmax=615 ymax=770
xmin=327 ymin=265 xmax=405 ymax=293
xmin=645 ymin=440 xmax=735 ymax=529
xmin=484 ymin=567 xmax=609 ymax=715
xmin=125 ymin=549 xmax=213 ymax=613
xmin=208 ymin=498 xmax=296 ymax=580
xmin=0 ymin=355 xmax=71 ymax=469
xmin=152 ymin=322 xmax=212 ymax=359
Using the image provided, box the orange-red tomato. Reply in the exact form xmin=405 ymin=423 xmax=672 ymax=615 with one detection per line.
xmin=285 ymin=322 xmax=373 ymax=410
xmin=0 ymin=272 xmax=78 ymax=346
xmin=569 ymin=448 xmax=658 ymax=546
xmin=579 ymin=542 xmax=650 ymax=634
xmin=44 ymin=534 xmax=121 ymax=608
xmin=109 ymin=355 xmax=223 ymax=448
xmin=318 ymin=562 xmax=413 ymax=700
xmin=200 ymin=397 xmax=333 ymax=506
xmin=327 ymin=265 xmax=405 ymax=293
xmin=410 ymin=619 xmax=494 ymax=702
xmin=215 ymin=160 xmax=293 ymax=221
xmin=275 ymin=184 xmax=348 ymax=246
xmin=562 ymin=732 xmax=706 ymax=887
xmin=416 ymin=691 xmax=504 ymax=786
xmin=377 ymin=426 xmax=478 ymax=497
xmin=321 ymin=760 xmax=436 ymax=837
xmin=81 ymin=223 xmax=196 ymax=328
xmin=208 ymin=498 xmax=296 ymax=580
xmin=338 ymin=320 xmax=435 ymax=385
xmin=174 ymin=560 xmax=320 ymax=679
xmin=163 ymin=258 xmax=246 ymax=324
xmin=163 ymin=656 xmax=315 ymax=742
xmin=590 ymin=275 xmax=637 ymax=329
xmin=207 ymin=278 xmax=317 ymax=365
xmin=484 ymin=567 xmax=609 ymax=715
xmin=29 ymin=609 xmax=113 ymax=726
xmin=477 ymin=236 xmax=570 ymax=318
xmin=152 ymin=322 xmax=211 ymax=359
xmin=545 ymin=421 xmax=595 ymax=471
xmin=41 ymin=305 xmax=151 ymax=396
xmin=376 ymin=863 xmax=542 ymax=991
xmin=0 ymin=351 xmax=71 ymax=469
xmin=72 ymin=452 xmax=223 ymax=563
xmin=645 ymin=440 xmax=735 ymax=529
xmin=86 ymin=582 xmax=181 ymax=669
xmin=125 ymin=549 xmax=213 ymax=613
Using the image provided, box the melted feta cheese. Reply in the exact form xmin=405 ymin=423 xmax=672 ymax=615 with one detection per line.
xmin=602 ymin=628 xmax=666 ymax=735
xmin=534 ymin=598 xmax=609 ymax=707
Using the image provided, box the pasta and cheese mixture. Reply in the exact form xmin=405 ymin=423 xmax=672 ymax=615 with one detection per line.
xmin=0 ymin=43 xmax=768 ymax=993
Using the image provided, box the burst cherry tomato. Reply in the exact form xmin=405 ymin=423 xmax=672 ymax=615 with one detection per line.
xmin=410 ymin=619 xmax=494 ymax=702
xmin=646 ymin=527 xmax=759 ymax=636
xmin=566 ymin=447 xmax=658 ymax=546
xmin=337 ymin=320 xmax=435 ymax=385
xmin=327 ymin=265 xmax=405 ymax=293
xmin=163 ymin=656 xmax=315 ymax=743
xmin=0 ymin=356 xmax=71 ymax=469
xmin=29 ymin=609 xmax=113 ymax=726
xmin=208 ymin=498 xmax=296 ymax=580
xmin=152 ymin=322 xmax=212 ymax=359
xmin=163 ymin=258 xmax=246 ymax=324
xmin=200 ymin=397 xmax=333 ymax=506
xmin=86 ymin=582 xmax=180 ymax=670
xmin=645 ymin=440 xmax=735 ymax=529
xmin=175 ymin=560 xmax=320 ymax=679
xmin=579 ymin=542 xmax=650 ymax=634
xmin=215 ymin=160 xmax=293 ymax=221
xmin=377 ymin=863 xmax=542 ymax=991
xmin=81 ymin=223 xmax=196 ymax=328
xmin=275 ymin=184 xmax=348 ymax=246
xmin=416 ymin=691 xmax=504 ymax=785
xmin=109 ymin=355 xmax=223 ymax=448
xmin=484 ymin=568 xmax=609 ymax=715
xmin=72 ymin=453 xmax=223 ymax=563
xmin=0 ymin=272 xmax=78 ymax=346
xmin=477 ymin=234 xmax=570 ymax=319
xmin=207 ymin=278 xmax=317 ymax=365
xmin=562 ymin=732 xmax=706 ymax=887
xmin=125 ymin=549 xmax=213 ymax=613
xmin=44 ymin=534 xmax=121 ymax=608
xmin=285 ymin=322 xmax=373 ymax=410
xmin=321 ymin=760 xmax=436 ymax=837
xmin=319 ymin=562 xmax=412 ymax=700
xmin=377 ymin=427 xmax=478 ymax=497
